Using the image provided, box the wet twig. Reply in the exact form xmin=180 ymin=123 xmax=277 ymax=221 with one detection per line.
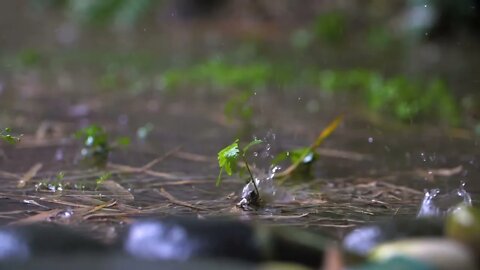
xmin=155 ymin=188 xmax=207 ymax=211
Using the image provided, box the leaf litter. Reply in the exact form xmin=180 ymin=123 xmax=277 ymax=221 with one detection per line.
xmin=0 ymin=136 xmax=446 ymax=242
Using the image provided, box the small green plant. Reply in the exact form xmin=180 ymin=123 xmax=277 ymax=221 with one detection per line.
xmin=35 ymin=171 xmax=66 ymax=192
xmin=75 ymin=124 xmax=130 ymax=167
xmin=0 ymin=128 xmax=21 ymax=144
xmin=75 ymin=125 xmax=110 ymax=167
xmin=217 ymin=138 xmax=263 ymax=196
xmin=34 ymin=0 xmax=158 ymax=28
xmin=317 ymin=69 xmax=460 ymax=125
xmin=95 ymin=171 xmax=112 ymax=190
xmin=35 ymin=171 xmax=100 ymax=192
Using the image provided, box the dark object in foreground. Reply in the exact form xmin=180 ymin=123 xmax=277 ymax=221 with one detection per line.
xmin=0 ymin=255 xmax=255 ymax=270
xmin=0 ymin=223 xmax=108 ymax=260
xmin=122 ymin=218 xmax=329 ymax=268
xmin=0 ymin=218 xmax=329 ymax=269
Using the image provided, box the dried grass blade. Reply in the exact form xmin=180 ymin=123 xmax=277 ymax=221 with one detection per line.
xmin=17 ymin=163 xmax=43 ymax=188
xmin=276 ymin=115 xmax=343 ymax=178
xmin=101 ymin=180 xmax=134 ymax=201
xmin=82 ymin=200 xmax=117 ymax=217
xmin=141 ymin=146 xmax=182 ymax=170
xmin=10 ymin=209 xmax=62 ymax=225
xmin=156 ymin=188 xmax=207 ymax=211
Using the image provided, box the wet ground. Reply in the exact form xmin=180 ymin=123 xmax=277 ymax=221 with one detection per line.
xmin=0 ymin=1 xmax=479 ymax=243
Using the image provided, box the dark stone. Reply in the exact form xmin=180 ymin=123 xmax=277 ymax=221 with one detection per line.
xmin=0 ymin=224 xmax=109 ymax=260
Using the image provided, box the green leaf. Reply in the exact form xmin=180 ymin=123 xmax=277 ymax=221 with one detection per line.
xmin=216 ymin=139 xmax=240 ymax=186
xmin=56 ymin=171 xmax=65 ymax=181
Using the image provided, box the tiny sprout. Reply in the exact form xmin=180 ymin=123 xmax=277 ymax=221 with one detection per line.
xmin=217 ymin=138 xmax=262 ymax=203
xmin=75 ymin=125 xmax=110 ymax=167
xmin=95 ymin=172 xmax=112 ymax=190
xmin=75 ymin=124 xmax=131 ymax=167
xmin=0 ymin=128 xmax=21 ymax=144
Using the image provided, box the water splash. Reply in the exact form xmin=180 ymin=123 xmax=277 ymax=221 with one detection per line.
xmin=417 ymin=182 xmax=472 ymax=218
xmin=55 ymin=209 xmax=74 ymax=220
xmin=240 ymin=165 xmax=292 ymax=201
xmin=238 ymin=132 xmax=294 ymax=208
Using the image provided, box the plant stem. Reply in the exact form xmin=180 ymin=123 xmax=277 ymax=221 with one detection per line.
xmin=242 ymin=155 xmax=260 ymax=198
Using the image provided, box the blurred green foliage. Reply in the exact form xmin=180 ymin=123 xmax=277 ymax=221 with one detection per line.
xmin=74 ymin=125 xmax=131 ymax=167
xmin=290 ymin=29 xmax=315 ymax=50
xmin=30 ymin=0 xmax=157 ymax=28
xmin=158 ymin=55 xmax=459 ymax=126
xmin=161 ymin=58 xmax=272 ymax=91
xmin=75 ymin=125 xmax=111 ymax=167
xmin=318 ymin=69 xmax=459 ymax=125
xmin=17 ymin=49 xmax=43 ymax=67
xmin=0 ymin=128 xmax=21 ymax=144
xmin=224 ymin=91 xmax=253 ymax=123
xmin=224 ymin=91 xmax=255 ymax=138
xmin=367 ymin=26 xmax=395 ymax=51
xmin=70 ymin=0 xmax=156 ymax=27
xmin=313 ymin=11 xmax=347 ymax=44
xmin=290 ymin=11 xmax=347 ymax=49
